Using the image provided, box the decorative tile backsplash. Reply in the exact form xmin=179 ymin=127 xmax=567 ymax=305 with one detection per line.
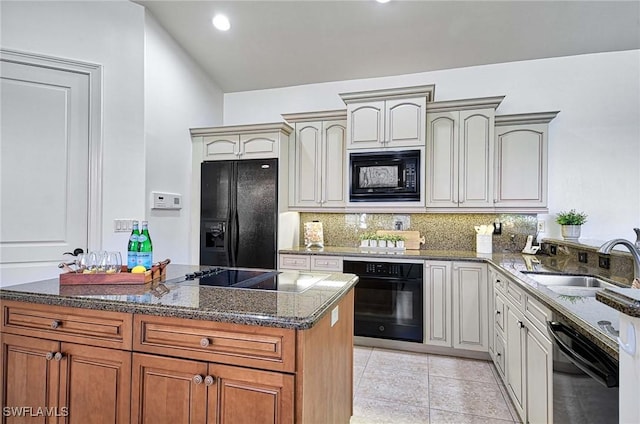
xmin=299 ymin=213 xmax=537 ymax=252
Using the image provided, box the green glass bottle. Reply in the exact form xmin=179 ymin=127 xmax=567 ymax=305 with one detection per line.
xmin=137 ymin=221 xmax=153 ymax=270
xmin=127 ymin=221 xmax=140 ymax=271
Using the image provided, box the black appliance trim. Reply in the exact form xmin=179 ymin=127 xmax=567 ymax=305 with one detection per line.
xmin=547 ymin=321 xmax=618 ymax=388
xmin=349 ymin=149 xmax=420 ymax=202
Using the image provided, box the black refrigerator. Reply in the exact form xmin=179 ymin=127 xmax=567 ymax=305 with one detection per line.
xmin=200 ymin=159 xmax=278 ymax=269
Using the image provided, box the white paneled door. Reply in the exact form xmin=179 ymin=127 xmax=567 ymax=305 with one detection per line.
xmin=1 ymin=53 xmax=96 ymax=267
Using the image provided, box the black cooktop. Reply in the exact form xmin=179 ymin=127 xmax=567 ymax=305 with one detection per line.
xmin=184 ymin=267 xmax=280 ymax=290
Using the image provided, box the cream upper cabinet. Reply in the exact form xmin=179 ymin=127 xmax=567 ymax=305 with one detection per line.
xmin=190 ymin=123 xmax=292 ymax=161
xmin=340 ymin=85 xmax=434 ymax=149
xmin=282 ymin=110 xmax=347 ymax=210
xmin=494 ymin=112 xmax=558 ymax=211
xmin=426 ymin=97 xmax=504 ymax=210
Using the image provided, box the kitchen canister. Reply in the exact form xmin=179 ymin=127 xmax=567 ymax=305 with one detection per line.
xmin=303 ymin=221 xmax=324 ymax=248
xmin=476 ymin=234 xmax=493 ymax=254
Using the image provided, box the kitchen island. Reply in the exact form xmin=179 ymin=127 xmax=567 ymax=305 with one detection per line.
xmin=0 ymin=265 xmax=358 ymax=424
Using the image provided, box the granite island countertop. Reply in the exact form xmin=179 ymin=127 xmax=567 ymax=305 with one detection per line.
xmin=0 ymin=264 xmax=358 ymax=330
xmin=281 ymin=246 xmax=628 ymax=358
xmin=597 ymin=287 xmax=640 ymax=318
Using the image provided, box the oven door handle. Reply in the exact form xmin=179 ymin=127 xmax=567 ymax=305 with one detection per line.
xmin=547 ymin=321 xmax=618 ymax=388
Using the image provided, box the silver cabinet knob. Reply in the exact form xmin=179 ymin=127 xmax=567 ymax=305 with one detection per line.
xmin=200 ymin=338 xmax=210 ymax=348
xmin=193 ymin=375 xmax=203 ymax=385
xmin=204 ymin=375 xmax=215 ymax=386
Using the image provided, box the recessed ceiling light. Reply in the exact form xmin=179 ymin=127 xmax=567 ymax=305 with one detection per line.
xmin=212 ymin=14 xmax=231 ymax=31
xmin=376 ymin=0 xmax=391 ymax=3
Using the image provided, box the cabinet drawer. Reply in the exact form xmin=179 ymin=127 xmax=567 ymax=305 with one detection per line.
xmin=505 ymin=281 xmax=525 ymax=309
xmin=310 ymin=256 xmax=343 ymax=272
xmin=493 ymin=273 xmax=507 ymax=295
xmin=279 ymin=254 xmax=311 ymax=270
xmin=494 ymin=294 xmax=505 ymax=332
xmin=134 ymin=315 xmax=296 ymax=373
xmin=494 ymin=331 xmax=506 ymax=379
xmin=524 ymin=295 xmax=552 ymax=335
xmin=1 ymin=300 xmax=132 ymax=350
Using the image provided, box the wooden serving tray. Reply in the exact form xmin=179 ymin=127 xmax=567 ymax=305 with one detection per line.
xmin=375 ymin=230 xmax=425 ymax=250
xmin=59 ymin=259 xmax=170 ymax=285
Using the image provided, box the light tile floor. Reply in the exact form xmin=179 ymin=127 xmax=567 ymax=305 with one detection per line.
xmin=351 ymin=346 xmax=521 ymax=424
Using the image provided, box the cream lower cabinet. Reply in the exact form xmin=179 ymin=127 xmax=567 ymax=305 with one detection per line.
xmin=424 ymin=261 xmax=488 ymax=352
xmin=278 ymin=253 xmax=343 ymax=272
xmin=424 ymin=261 xmax=452 ymax=347
xmin=492 ymin=269 xmax=553 ymax=424
xmin=282 ymin=111 xmax=347 ymax=209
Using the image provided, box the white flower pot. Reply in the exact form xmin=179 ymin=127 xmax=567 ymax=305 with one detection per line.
xmin=378 ymin=240 xmax=387 ymax=248
xmin=561 ymin=225 xmax=581 ymax=241
xmin=360 ymin=240 xmax=369 ymax=247
xmin=396 ymin=240 xmax=405 ymax=249
xmin=369 ymin=240 xmax=378 ymax=248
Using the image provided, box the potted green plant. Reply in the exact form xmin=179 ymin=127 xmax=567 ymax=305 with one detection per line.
xmin=556 ymin=209 xmax=588 ymax=240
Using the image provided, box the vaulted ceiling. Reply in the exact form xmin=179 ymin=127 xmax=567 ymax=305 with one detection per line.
xmin=135 ymin=1 xmax=640 ymax=93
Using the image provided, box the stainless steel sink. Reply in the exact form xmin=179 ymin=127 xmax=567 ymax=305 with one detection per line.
xmin=521 ymin=272 xmax=620 ymax=297
xmin=522 ymin=273 xmax=617 ymax=288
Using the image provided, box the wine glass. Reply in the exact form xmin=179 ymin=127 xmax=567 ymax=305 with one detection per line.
xmin=86 ymin=251 xmax=100 ymax=273
xmin=105 ymin=252 xmax=122 ymax=274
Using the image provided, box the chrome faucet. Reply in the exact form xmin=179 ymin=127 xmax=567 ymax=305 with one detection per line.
xmin=598 ymin=238 xmax=640 ymax=283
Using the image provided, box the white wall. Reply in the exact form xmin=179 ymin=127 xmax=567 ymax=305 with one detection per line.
xmin=0 ymin=1 xmax=223 ymax=286
xmin=144 ymin=11 xmax=223 ymax=265
xmin=224 ymin=50 xmax=640 ymax=243
xmin=1 ymin=0 xmax=145 ymax=284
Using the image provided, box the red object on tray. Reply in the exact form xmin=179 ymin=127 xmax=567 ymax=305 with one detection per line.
xmin=59 ymin=259 xmax=170 ymax=285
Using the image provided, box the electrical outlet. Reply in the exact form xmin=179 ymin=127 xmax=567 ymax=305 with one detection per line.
xmin=598 ymin=256 xmax=611 ymax=270
xmin=537 ymin=220 xmax=545 ymax=232
xmin=578 ymin=252 xmax=588 ymax=263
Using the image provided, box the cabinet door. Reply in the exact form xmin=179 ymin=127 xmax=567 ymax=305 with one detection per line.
xmin=209 ymin=363 xmax=294 ymax=424
xmin=525 ymin=323 xmax=552 ymax=424
xmin=495 ymin=124 xmax=547 ymax=208
xmin=59 ymin=343 xmax=131 ymax=424
xmin=203 ymin=135 xmax=240 ymax=160
xmin=131 ymin=353 xmax=208 ymax=424
xmin=293 ymin=122 xmax=322 ymax=207
xmin=239 ymin=132 xmax=279 ymax=159
xmin=505 ymin=303 xmax=526 ymax=421
xmin=321 ymin=120 xmax=346 ymax=207
xmin=426 ymin=112 xmax=459 ymax=207
xmin=346 ymin=101 xmax=384 ymax=149
xmin=1 ymin=334 xmax=61 ymax=421
xmin=424 ymin=261 xmax=452 ymax=347
xmin=458 ymin=109 xmax=494 ymax=207
xmin=385 ymin=97 xmax=426 ymax=147
xmin=452 ymin=262 xmax=488 ymax=351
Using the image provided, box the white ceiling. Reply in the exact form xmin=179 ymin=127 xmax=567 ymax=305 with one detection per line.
xmin=136 ymin=0 xmax=640 ymax=93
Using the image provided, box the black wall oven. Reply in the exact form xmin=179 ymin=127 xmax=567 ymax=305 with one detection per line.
xmin=349 ymin=150 xmax=420 ymax=202
xmin=344 ymin=259 xmax=423 ymax=343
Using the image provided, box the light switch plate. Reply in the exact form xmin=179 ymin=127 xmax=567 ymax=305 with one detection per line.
xmin=114 ymin=219 xmax=134 ymax=233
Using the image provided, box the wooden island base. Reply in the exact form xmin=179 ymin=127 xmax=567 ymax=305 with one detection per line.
xmin=1 ymin=290 xmax=354 ymax=423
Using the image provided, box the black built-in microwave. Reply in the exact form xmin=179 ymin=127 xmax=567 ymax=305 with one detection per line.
xmin=349 ymin=150 xmax=420 ymax=202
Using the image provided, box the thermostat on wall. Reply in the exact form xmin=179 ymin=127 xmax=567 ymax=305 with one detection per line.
xmin=152 ymin=192 xmax=182 ymax=210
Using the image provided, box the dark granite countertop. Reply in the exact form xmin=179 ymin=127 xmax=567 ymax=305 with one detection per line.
xmin=0 ymin=264 xmax=358 ymax=330
xmin=281 ymin=246 xmax=627 ymax=358
xmin=597 ymin=288 xmax=640 ymax=318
